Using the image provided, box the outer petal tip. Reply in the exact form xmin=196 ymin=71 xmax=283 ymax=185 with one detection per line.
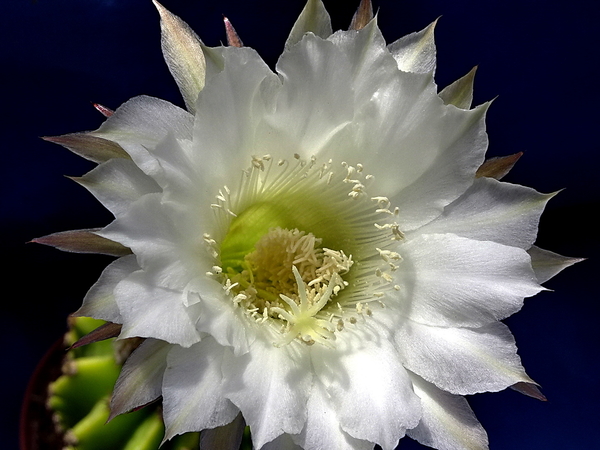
xmin=42 ymin=133 xmax=130 ymax=163
xmin=69 ymin=322 xmax=123 ymax=350
xmin=476 ymin=152 xmax=523 ymax=180
xmin=350 ymin=0 xmax=373 ymax=31
xmin=92 ymin=102 xmax=114 ymax=117
xmin=439 ymin=65 xmax=478 ymax=109
xmin=285 ymin=0 xmax=332 ymax=49
xmin=511 ymin=382 xmax=548 ymax=401
xmin=32 ymin=229 xmax=132 ymax=256
xmin=528 ymin=246 xmax=584 ymax=284
xmin=388 ymin=18 xmax=438 ymax=74
xmin=223 ymin=16 xmax=243 ymax=47
xmin=154 ymin=0 xmax=206 ymax=113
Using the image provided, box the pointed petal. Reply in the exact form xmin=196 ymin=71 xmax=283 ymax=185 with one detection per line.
xmin=292 ymin=381 xmax=372 ymax=450
xmin=162 ymin=339 xmax=239 ymax=441
xmin=528 ymin=245 xmax=584 ymax=284
xmin=70 ymin=322 xmax=123 ymax=350
xmin=407 ymin=372 xmax=489 ymax=450
xmin=32 ymin=229 xmax=131 ymax=256
xmin=285 ymin=0 xmax=332 ymax=49
xmin=385 ymin=102 xmax=489 ymax=231
xmin=388 ymin=19 xmax=438 ymax=73
xmin=193 ymin=283 xmax=253 ymax=356
xmin=192 ymin=46 xmax=276 ymax=187
xmin=268 ymin=34 xmax=356 ymax=158
xmin=439 ymin=66 xmax=477 ymax=109
xmin=395 ymin=320 xmax=534 ymax=395
xmin=73 ymin=158 xmax=161 ymax=217
xmin=74 ymin=255 xmax=139 ymax=322
xmin=393 ymin=233 xmax=543 ymax=327
xmin=222 ymin=339 xmax=312 ymax=449
xmin=92 ymin=103 xmax=114 ymax=117
xmin=312 ymin=331 xmax=421 ymax=450
xmin=223 ymin=16 xmax=243 ymax=47
xmin=511 ymin=382 xmax=547 ymax=401
xmin=142 ymin=133 xmax=201 ymax=199
xmin=349 ymin=0 xmax=373 ymax=31
xmin=42 ymin=133 xmax=129 ymax=163
xmin=153 ymin=1 xmax=206 ymax=113
xmin=415 ymin=177 xmax=554 ymax=249
xmin=199 ymin=413 xmax=245 ymax=450
xmin=476 ymin=152 xmax=523 ymax=180
xmin=266 ymin=20 xmax=396 ymax=161
xmin=110 ymin=338 xmax=172 ymax=418
xmin=91 ymin=95 xmax=193 ymax=179
xmin=114 ymin=271 xmax=201 ymax=347
xmin=99 ymin=193 xmax=210 ymax=292
xmin=200 ymin=44 xmax=226 ymax=78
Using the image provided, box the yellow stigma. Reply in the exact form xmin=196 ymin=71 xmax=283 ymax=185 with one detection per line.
xmin=272 ymin=266 xmax=341 ymax=348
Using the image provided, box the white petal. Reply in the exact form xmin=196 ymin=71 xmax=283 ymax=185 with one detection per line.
xmin=326 ymin=19 xmax=400 ymax=118
xmin=268 ymin=22 xmax=398 ymax=159
xmin=200 ymin=44 xmax=227 ymax=81
xmin=74 ymin=158 xmax=160 ymax=217
xmin=99 ymin=193 xmax=206 ymax=291
xmin=407 ymin=372 xmax=488 ymax=450
xmin=388 ymin=20 xmax=437 ymax=73
xmin=312 ymin=330 xmax=421 ymax=450
xmin=222 ymin=339 xmax=312 ymax=449
xmin=75 ymin=255 xmax=139 ymax=323
xmin=266 ymin=34 xmax=356 ymax=157
xmin=292 ymin=381 xmax=372 ymax=450
xmin=153 ymin=0 xmax=206 ymax=113
xmin=415 ymin=177 xmax=553 ymax=249
xmin=92 ymin=95 xmax=193 ymax=179
xmin=114 ymin=270 xmax=201 ymax=347
xmin=380 ymin=103 xmax=489 ymax=230
xmin=142 ymin=133 xmax=216 ymax=218
xmin=528 ymin=245 xmax=584 ymax=284
xmin=285 ymin=0 xmax=332 ymax=49
xmin=162 ymin=338 xmax=239 ymax=441
xmin=192 ymin=46 xmax=277 ymax=185
xmin=439 ymin=66 xmax=477 ymax=109
xmin=110 ymin=338 xmax=172 ymax=418
xmin=193 ymin=285 xmax=254 ymax=356
xmin=393 ymin=233 xmax=543 ymax=327
xmin=396 ymin=320 xmax=533 ymax=395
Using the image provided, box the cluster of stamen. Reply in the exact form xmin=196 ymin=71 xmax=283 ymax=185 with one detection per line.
xmin=224 ymin=228 xmax=352 ymax=347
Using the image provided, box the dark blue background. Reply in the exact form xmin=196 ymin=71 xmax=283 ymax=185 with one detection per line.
xmin=4 ymin=0 xmax=597 ymax=449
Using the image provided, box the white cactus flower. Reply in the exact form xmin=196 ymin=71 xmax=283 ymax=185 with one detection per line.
xmin=39 ymin=0 xmax=580 ymax=449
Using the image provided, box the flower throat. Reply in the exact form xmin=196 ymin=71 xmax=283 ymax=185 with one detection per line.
xmin=206 ymin=154 xmax=403 ymax=347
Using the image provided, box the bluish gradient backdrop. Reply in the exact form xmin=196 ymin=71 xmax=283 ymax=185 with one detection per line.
xmin=4 ymin=1 xmax=597 ymax=449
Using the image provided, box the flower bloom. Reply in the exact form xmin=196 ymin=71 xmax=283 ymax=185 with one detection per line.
xmin=41 ymin=0 xmax=580 ymax=449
